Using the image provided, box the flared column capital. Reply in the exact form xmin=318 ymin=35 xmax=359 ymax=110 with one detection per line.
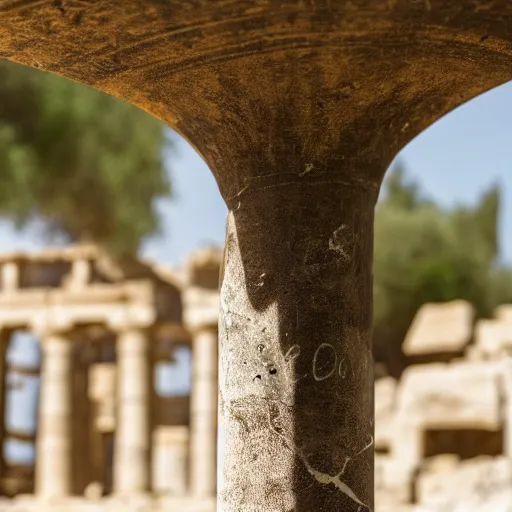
xmin=2 ymin=2 xmax=512 ymax=197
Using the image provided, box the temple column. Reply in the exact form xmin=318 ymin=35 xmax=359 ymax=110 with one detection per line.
xmin=190 ymin=326 xmax=218 ymax=497
xmin=0 ymin=333 xmax=8 ymax=485
xmin=219 ymin=175 xmax=377 ymax=511
xmin=113 ymin=328 xmax=150 ymax=494
xmin=35 ymin=333 xmax=73 ymax=499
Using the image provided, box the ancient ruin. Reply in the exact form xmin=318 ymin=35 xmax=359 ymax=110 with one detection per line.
xmin=3 ymin=2 xmax=512 ymax=510
xmin=377 ymin=300 xmax=512 ymax=511
xmin=0 ymin=244 xmax=221 ymax=511
xmin=0 ymin=251 xmax=510 ymax=511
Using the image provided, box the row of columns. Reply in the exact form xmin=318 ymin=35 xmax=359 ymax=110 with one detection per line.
xmin=34 ymin=326 xmax=218 ymax=500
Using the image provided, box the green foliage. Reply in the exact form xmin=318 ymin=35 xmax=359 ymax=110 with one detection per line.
xmin=374 ymin=161 xmax=505 ymax=374
xmin=0 ymin=61 xmax=172 ymax=257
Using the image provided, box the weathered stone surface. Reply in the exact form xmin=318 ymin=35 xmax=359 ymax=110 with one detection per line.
xmin=219 ymin=180 xmax=375 ymax=511
xmin=403 ymin=301 xmax=474 ymax=357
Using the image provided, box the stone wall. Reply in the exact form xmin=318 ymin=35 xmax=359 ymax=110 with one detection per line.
xmin=376 ymin=300 xmax=512 ymax=511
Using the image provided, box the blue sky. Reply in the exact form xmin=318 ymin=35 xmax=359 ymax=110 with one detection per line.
xmin=3 ymin=79 xmax=512 ymax=465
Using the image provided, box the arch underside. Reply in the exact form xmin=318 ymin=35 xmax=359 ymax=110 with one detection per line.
xmin=1 ymin=0 xmax=512 ymax=193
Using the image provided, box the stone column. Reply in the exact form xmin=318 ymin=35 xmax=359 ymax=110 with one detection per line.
xmin=190 ymin=327 xmax=218 ymax=497
xmin=35 ymin=333 xmax=73 ymax=499
xmin=219 ymin=177 xmax=377 ymax=511
xmin=113 ymin=329 xmax=150 ymax=494
xmin=0 ymin=333 xmax=8 ymax=482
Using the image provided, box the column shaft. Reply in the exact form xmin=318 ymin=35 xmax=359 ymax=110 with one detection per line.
xmin=36 ymin=334 xmax=73 ymax=499
xmin=219 ymin=176 xmax=376 ymax=511
xmin=190 ymin=328 xmax=218 ymax=497
xmin=0 ymin=334 xmax=8 ymax=484
xmin=114 ymin=329 xmax=150 ymax=494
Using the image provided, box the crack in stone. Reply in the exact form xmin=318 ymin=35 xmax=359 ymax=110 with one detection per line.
xmin=301 ymin=457 xmax=369 ymax=510
xmin=296 ymin=440 xmax=372 ymax=511
xmin=262 ymin=397 xmax=373 ymax=511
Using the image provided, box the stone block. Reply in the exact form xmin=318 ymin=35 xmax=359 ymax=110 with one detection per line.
xmin=395 ymin=361 xmax=501 ymax=430
xmin=403 ymin=300 xmax=474 ymax=356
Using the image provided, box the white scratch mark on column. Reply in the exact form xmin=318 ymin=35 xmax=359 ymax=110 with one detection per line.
xmin=299 ymin=437 xmax=373 ymax=509
xmin=301 ymin=456 xmax=369 ymax=509
xmin=353 ymin=436 xmax=374 ymax=458
xmin=299 ymin=163 xmax=315 ymax=176
xmin=328 ymin=225 xmax=350 ymax=262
